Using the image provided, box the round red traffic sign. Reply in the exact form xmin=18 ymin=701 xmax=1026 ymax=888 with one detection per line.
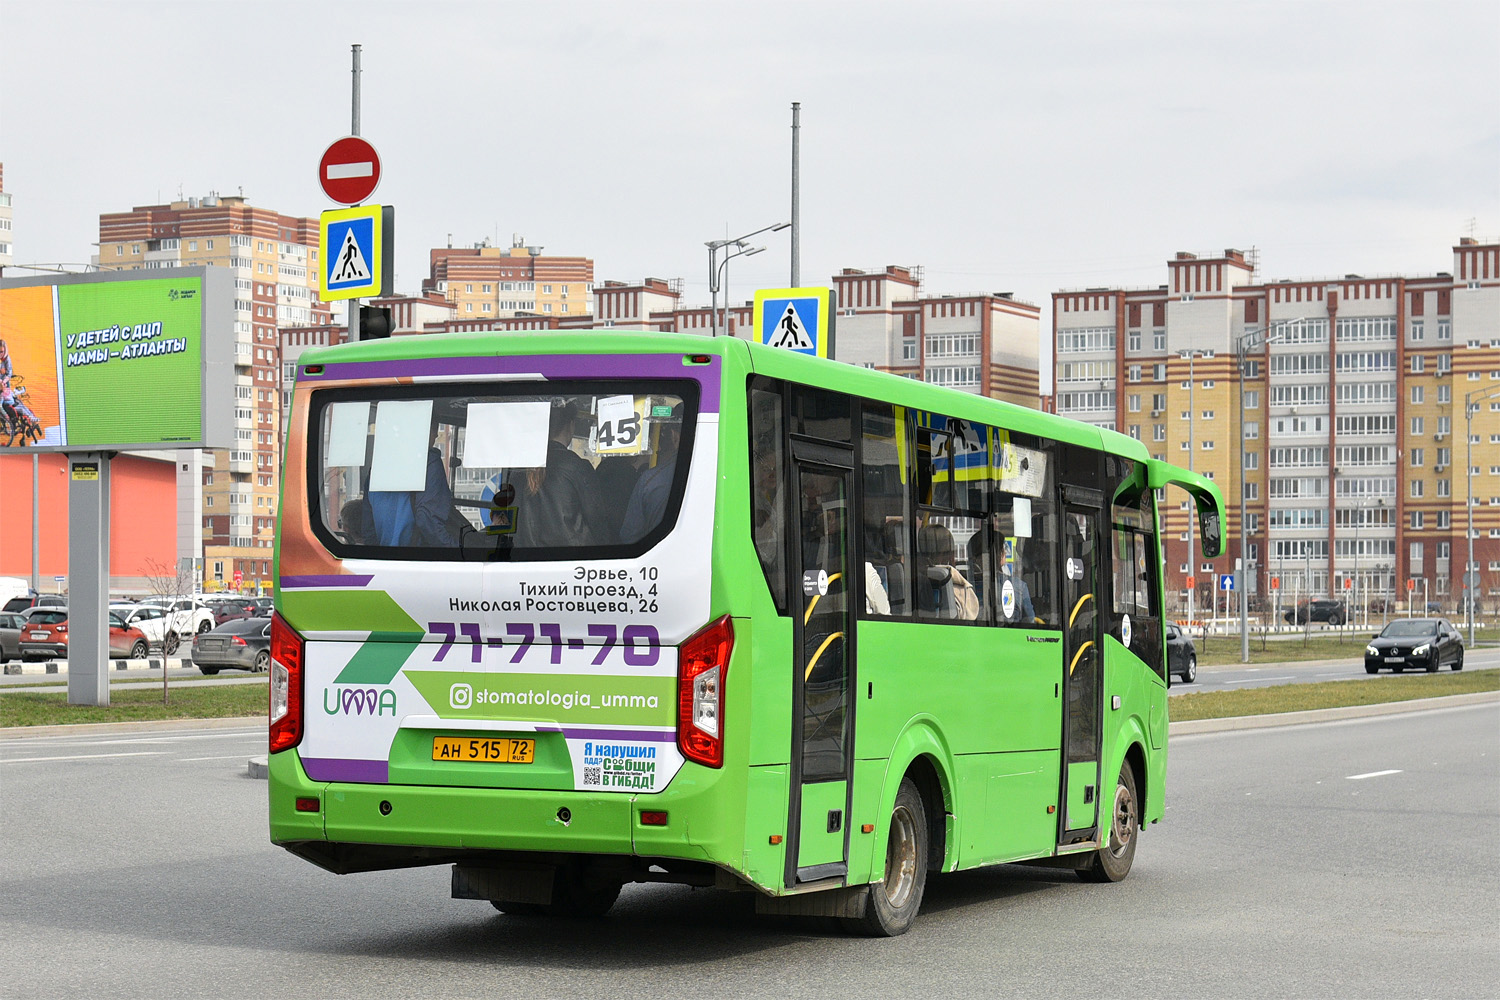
xmin=319 ymin=136 xmax=382 ymax=205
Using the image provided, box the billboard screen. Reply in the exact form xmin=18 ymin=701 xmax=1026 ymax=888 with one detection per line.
xmin=0 ymin=268 xmax=233 ymax=452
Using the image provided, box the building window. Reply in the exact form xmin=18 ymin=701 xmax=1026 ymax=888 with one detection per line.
xmin=1410 ymin=320 xmax=1424 ymax=341
xmin=1411 ymin=355 xmax=1425 ymax=373
xmin=1411 ymin=385 xmax=1425 ymax=404
xmin=1128 ymin=365 xmax=1141 ymax=382
xmin=1411 ymin=511 xmax=1425 ymax=529
xmin=1201 ymin=410 xmax=1214 ymax=420
xmin=1411 ymin=448 xmax=1424 ymax=467
xmin=1411 ymin=416 xmax=1425 ymax=435
xmin=1128 ymin=395 xmax=1141 ymax=412
xmin=1202 ymin=440 xmax=1214 ymax=450
xmin=1410 ymin=480 xmax=1424 ymax=498
xmin=1153 ymin=424 xmax=1166 ymax=442
xmin=1244 ymin=451 xmax=1259 ymax=469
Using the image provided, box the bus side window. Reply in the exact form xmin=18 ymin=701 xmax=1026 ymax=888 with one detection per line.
xmin=861 ymin=401 xmax=910 ymax=618
xmin=750 ymin=385 xmax=788 ymax=613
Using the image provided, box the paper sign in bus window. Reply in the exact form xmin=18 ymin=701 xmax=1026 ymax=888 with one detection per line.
xmin=595 ymin=394 xmax=645 ymax=455
xmin=1012 ymin=496 xmax=1033 ymax=537
xmin=368 ymin=399 xmax=433 ymax=491
xmin=462 ymin=401 xmax=550 ymax=468
xmin=325 ymin=401 xmax=371 ymax=467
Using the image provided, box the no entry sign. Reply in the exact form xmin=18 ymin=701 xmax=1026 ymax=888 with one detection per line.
xmin=319 ymin=136 xmax=382 ymax=205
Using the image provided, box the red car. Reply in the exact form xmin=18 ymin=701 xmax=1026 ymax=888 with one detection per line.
xmin=18 ymin=608 xmax=150 ymax=661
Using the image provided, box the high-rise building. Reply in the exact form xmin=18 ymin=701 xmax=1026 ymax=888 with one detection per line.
xmin=422 ymin=236 xmax=594 ymax=320
xmin=1053 ymin=240 xmax=1500 ymax=617
xmin=96 ymin=194 xmax=331 ymax=592
xmin=0 ymin=163 xmax=13 ymax=266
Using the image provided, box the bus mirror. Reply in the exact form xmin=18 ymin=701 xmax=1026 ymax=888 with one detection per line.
xmin=1198 ymin=510 xmax=1221 ymax=558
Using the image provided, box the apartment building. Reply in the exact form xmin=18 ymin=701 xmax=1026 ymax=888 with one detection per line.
xmin=422 ymin=236 xmax=594 ymax=320
xmin=96 ymin=193 xmax=331 ymax=592
xmin=0 ymin=163 xmax=13 ymax=266
xmin=1053 ymin=239 xmax=1500 ymax=615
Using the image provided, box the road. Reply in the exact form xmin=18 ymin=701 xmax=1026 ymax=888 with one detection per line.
xmin=1177 ymin=644 xmax=1500 ymax=695
xmin=2 ymin=705 xmax=1496 ymax=998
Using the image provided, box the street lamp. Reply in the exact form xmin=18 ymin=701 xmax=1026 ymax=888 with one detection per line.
xmin=706 ymin=222 xmax=790 ymax=337
xmin=1233 ymin=318 xmax=1302 ymax=661
xmin=1464 ymin=384 xmax=1500 ymax=644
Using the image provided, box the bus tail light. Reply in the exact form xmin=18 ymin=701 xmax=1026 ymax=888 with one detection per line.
xmin=269 ymin=612 xmax=305 ymax=754
xmin=677 ymin=615 xmax=733 ymax=768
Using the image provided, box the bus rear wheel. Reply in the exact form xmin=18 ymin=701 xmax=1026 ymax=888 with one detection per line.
xmin=846 ymin=777 xmax=927 ymax=937
xmin=1080 ymin=762 xmax=1138 ymax=883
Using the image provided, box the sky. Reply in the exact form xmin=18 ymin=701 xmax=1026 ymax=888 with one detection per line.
xmin=3 ymin=0 xmax=1497 ymax=355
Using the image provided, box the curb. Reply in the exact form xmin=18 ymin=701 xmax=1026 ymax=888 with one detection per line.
xmin=248 ymin=755 xmax=269 ymax=779
xmin=1168 ymin=690 xmax=1500 ymax=735
xmin=2 ymin=658 xmax=190 ymax=676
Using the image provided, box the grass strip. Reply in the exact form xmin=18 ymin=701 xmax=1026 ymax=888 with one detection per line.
xmin=0 ymin=681 xmax=268 ymax=728
xmin=1169 ymin=669 xmax=1499 ymax=722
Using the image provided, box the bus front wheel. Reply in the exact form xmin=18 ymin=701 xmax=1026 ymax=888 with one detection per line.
xmin=1080 ymin=762 xmax=1138 ymax=883
xmin=846 ymin=777 xmax=928 ymax=937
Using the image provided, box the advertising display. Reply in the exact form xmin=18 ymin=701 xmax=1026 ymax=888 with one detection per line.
xmin=0 ymin=268 xmax=234 ymax=452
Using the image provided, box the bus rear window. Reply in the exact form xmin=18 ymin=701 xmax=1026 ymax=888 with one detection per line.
xmin=311 ymin=382 xmax=695 ymax=560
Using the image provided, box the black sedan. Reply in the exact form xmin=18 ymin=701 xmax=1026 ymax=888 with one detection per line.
xmin=192 ymin=617 xmax=271 ymax=674
xmin=1165 ymin=623 xmax=1197 ymax=683
xmin=1285 ymin=598 xmax=1347 ymax=626
xmin=1364 ymin=618 xmax=1465 ymax=674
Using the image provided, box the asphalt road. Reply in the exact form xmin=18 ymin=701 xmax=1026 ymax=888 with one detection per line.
xmin=1176 ymin=644 xmax=1500 ymax=695
xmin=2 ymin=705 xmax=1496 ymax=999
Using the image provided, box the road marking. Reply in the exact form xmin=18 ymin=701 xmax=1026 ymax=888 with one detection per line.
xmin=1223 ymin=675 xmax=1295 ymax=684
xmin=1346 ymin=769 xmax=1403 ymax=780
xmin=0 ymin=751 xmax=167 ymax=764
xmin=178 ymin=755 xmax=255 ymax=762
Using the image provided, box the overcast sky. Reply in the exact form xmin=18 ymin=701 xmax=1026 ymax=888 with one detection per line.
xmin=4 ymin=1 xmax=1497 ymax=342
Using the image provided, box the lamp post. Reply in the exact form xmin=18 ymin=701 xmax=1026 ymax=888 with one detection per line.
xmin=1233 ymin=318 xmax=1301 ymax=661
xmin=706 ymin=222 xmax=790 ymax=337
xmin=1180 ymin=348 xmax=1212 ymax=632
xmin=1464 ymin=385 xmax=1500 ymax=644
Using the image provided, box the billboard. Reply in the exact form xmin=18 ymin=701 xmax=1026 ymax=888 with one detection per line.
xmin=0 ymin=268 xmax=234 ymax=452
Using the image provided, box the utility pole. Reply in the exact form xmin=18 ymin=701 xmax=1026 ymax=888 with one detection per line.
xmin=790 ymin=102 xmax=800 ymax=286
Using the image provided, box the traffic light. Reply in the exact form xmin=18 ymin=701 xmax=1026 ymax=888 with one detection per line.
xmin=358 ymin=305 xmax=393 ymax=340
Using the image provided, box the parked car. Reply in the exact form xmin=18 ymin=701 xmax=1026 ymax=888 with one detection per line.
xmin=2 ymin=594 xmax=66 ymax=615
xmin=1165 ymin=623 xmax=1197 ymax=683
xmin=192 ymin=616 xmax=272 ymax=674
xmin=0 ymin=611 xmax=27 ymax=662
xmin=18 ymin=608 xmax=150 ymax=661
xmin=1283 ymin=599 xmax=1347 ymax=626
xmin=110 ymin=603 xmax=182 ymax=654
xmin=206 ymin=599 xmax=260 ymax=627
xmin=135 ymin=598 xmax=217 ymax=637
xmin=1364 ymin=618 xmax=1465 ymax=674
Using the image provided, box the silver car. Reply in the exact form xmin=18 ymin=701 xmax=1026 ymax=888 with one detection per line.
xmin=191 ymin=617 xmax=272 ymax=674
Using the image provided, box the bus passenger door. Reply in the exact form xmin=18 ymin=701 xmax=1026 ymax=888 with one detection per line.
xmin=1060 ymin=497 xmax=1103 ymax=843
xmin=786 ymin=454 xmax=855 ymax=886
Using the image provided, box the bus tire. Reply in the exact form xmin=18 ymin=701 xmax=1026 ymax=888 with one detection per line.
xmin=1080 ymin=761 xmax=1138 ymax=883
xmin=846 ymin=777 xmax=927 ymax=937
xmin=490 ymin=900 xmax=544 ymax=916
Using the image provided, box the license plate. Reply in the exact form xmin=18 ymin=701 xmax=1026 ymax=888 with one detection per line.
xmin=29 ymin=632 xmax=48 ymax=640
xmin=1385 ymin=656 xmax=1405 ymax=663
xmin=432 ymin=736 xmax=535 ymax=763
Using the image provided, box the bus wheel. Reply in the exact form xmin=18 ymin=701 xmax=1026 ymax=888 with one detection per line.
xmin=490 ymin=900 xmax=544 ymax=916
xmin=1080 ymin=762 xmax=1138 ymax=883
xmin=846 ymin=777 xmax=927 ymax=937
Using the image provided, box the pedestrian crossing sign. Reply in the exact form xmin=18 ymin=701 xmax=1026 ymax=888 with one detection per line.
xmin=754 ymin=287 xmax=833 ymax=359
xmin=319 ymin=204 xmax=394 ymax=301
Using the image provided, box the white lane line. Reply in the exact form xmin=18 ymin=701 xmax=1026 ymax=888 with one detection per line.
xmin=178 ymin=755 xmax=255 ymax=762
xmin=1347 ymin=769 xmax=1403 ymax=780
xmin=1224 ymin=675 xmax=1296 ymax=684
xmin=0 ymin=751 xmax=168 ymax=764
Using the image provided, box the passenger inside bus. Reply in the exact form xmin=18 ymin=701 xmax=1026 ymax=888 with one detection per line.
xmin=368 ymin=420 xmax=461 ymax=547
xmin=620 ymin=405 xmax=682 ymax=543
xmin=513 ymin=400 xmax=599 ymax=548
xmin=915 ymin=523 xmax=979 ymax=621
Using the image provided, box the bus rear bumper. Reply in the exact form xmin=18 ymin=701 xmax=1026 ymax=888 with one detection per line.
xmin=269 ymin=749 xmax=763 ymax=885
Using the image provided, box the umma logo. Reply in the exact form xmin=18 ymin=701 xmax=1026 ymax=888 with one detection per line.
xmin=323 ymin=686 xmax=396 ymax=716
xmin=449 ymin=683 xmax=473 ymax=710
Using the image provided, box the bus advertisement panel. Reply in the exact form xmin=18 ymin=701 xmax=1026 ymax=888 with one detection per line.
xmin=0 ymin=268 xmax=234 ymax=451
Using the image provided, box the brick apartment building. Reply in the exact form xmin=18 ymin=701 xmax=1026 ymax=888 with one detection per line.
xmin=1052 ymin=239 xmax=1500 ymax=617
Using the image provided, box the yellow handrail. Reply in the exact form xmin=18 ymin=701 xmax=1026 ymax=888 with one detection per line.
xmin=802 ymin=571 xmax=844 ymax=625
xmin=804 ymin=631 xmax=846 ymax=681
xmin=1068 ymin=640 xmax=1094 ymax=677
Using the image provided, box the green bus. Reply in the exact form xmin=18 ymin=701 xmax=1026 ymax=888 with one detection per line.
xmin=269 ymin=331 xmax=1224 ymax=935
